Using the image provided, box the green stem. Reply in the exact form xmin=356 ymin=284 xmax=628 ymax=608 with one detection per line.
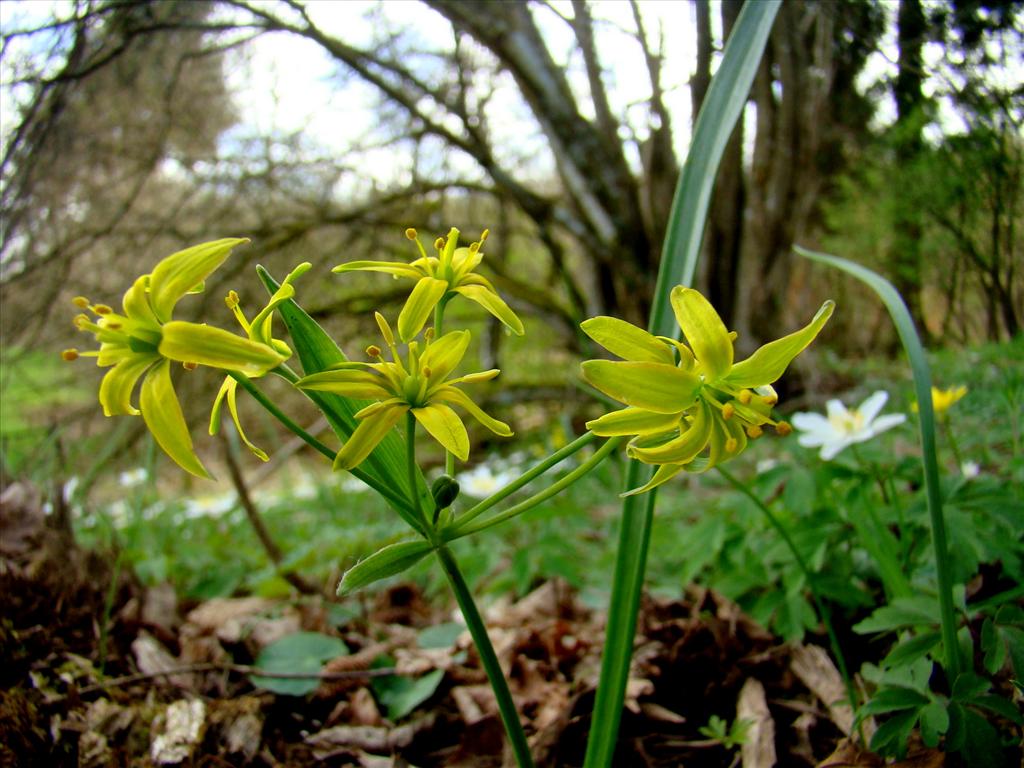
xmin=584 ymin=461 xmax=657 ymax=768
xmin=446 ymin=436 xmax=623 ymax=540
xmin=230 ymin=370 xmax=412 ymax=515
xmin=942 ymin=415 xmax=964 ymax=469
xmin=718 ymin=467 xmax=862 ymax=738
xmin=449 ymin=431 xmax=598 ymax=533
xmin=436 ymin=544 xmax=534 ymax=767
xmin=407 ymin=412 xmax=426 ymax=525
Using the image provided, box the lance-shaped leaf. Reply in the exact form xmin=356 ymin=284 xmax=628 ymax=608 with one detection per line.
xmin=257 ymin=266 xmax=433 ymax=531
xmin=337 ymin=540 xmax=434 ymax=595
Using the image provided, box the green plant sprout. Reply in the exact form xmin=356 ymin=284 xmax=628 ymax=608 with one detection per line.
xmin=697 ymin=714 xmax=752 ymax=751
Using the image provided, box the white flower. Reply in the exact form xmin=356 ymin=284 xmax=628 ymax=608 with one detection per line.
xmin=118 ymin=468 xmax=149 ymax=488
xmin=960 ymin=461 xmax=980 ymax=479
xmin=456 ymin=462 xmax=517 ymax=499
xmin=791 ymin=391 xmax=906 ymax=460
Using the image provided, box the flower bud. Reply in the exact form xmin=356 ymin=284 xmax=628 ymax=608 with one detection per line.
xmin=431 ymin=474 xmax=460 ymax=509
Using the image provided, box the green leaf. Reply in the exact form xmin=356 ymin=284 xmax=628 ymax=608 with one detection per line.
xmin=256 ymin=266 xmax=431 ymax=533
xmin=585 ymin=3 xmax=781 ymax=766
xmin=859 ymin=686 xmax=930 ymax=716
xmin=417 ymin=622 xmax=464 ymax=649
xmin=981 ymin=619 xmax=1006 ymax=675
xmin=918 ymin=700 xmax=949 ymax=748
xmin=854 ymin=597 xmax=941 ymax=635
xmin=971 ymin=694 xmax=1024 ymax=726
xmin=251 ymin=631 xmax=348 ymax=696
xmin=959 ymin=709 xmax=1006 ymax=768
xmin=337 ymin=540 xmax=433 ymax=596
xmin=372 ymin=666 xmax=445 ymax=721
xmin=952 ymin=671 xmax=990 ymax=700
xmin=883 ymin=631 xmax=942 ymax=669
xmin=869 ymin=709 xmax=919 ymax=759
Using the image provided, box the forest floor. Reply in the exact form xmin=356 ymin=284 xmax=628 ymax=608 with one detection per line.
xmin=1 ymin=480 xmax=949 ymax=768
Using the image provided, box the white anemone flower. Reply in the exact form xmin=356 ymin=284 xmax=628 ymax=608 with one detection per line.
xmin=791 ymin=390 xmax=906 ymax=460
xmin=456 ymin=462 xmax=517 ymax=499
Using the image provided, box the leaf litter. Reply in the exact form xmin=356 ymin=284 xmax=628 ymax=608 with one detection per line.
xmin=2 ymin=481 xmax=954 ymax=767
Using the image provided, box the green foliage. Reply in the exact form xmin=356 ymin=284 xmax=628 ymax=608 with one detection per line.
xmin=250 ymin=631 xmax=349 ymax=696
xmin=697 ymin=714 xmax=751 ymax=750
xmin=371 ymin=661 xmax=445 ymax=721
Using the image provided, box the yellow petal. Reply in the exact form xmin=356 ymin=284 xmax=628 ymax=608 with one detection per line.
xmin=421 ymin=330 xmax=470 ymax=382
xmin=413 ymin=402 xmax=470 ymax=461
xmin=398 ymin=277 xmax=449 ymax=342
xmin=621 ymin=463 xmax=686 ymax=496
xmin=149 ymin=239 xmax=248 ymax=322
xmin=160 ymin=321 xmax=286 ymax=376
xmin=725 ymin=300 xmax=835 ymax=388
xmin=295 ymin=369 xmax=390 ymax=399
xmin=627 ymin=401 xmax=712 ymax=464
xmin=453 ymin=284 xmax=524 ymax=335
xmin=99 ymin=353 xmax=157 ymax=416
xmin=140 ymin=359 xmax=211 ymax=478
xmin=434 ymin=386 xmax=513 ymax=437
xmin=210 ymin=378 xmax=268 ymax=461
xmin=586 ymin=407 xmax=681 ymax=437
xmin=121 ymin=274 xmax=159 ymax=326
xmin=581 ymin=360 xmax=701 ymax=414
xmin=332 ymin=260 xmax=425 ymax=279
xmin=581 ymin=317 xmax=674 ymax=364
xmin=670 ymin=287 xmax=733 ymax=381
xmin=334 ymin=403 xmax=407 ymax=470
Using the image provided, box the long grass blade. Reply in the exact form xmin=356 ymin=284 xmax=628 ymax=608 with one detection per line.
xmin=795 ymin=245 xmax=961 ymax=682
xmin=584 ymin=3 xmax=781 ymax=766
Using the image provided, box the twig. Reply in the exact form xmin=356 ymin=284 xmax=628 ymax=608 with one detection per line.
xmin=222 ymin=430 xmax=319 ymax=595
xmin=76 ymin=662 xmax=399 ymax=695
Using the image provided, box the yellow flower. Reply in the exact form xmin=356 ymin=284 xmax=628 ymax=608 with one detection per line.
xmin=295 ymin=313 xmax=512 ymax=469
xmin=581 ymin=287 xmax=834 ymax=494
xmin=209 ymin=263 xmax=311 ymax=461
xmin=333 ymin=227 xmax=524 ymax=342
xmin=65 ymin=239 xmax=288 ymax=477
xmin=917 ymin=385 xmax=967 ymax=415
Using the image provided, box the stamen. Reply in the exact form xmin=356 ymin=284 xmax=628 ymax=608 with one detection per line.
xmin=104 ymin=320 xmax=123 ymax=330
xmin=469 ymin=241 xmax=480 ymax=256
xmin=728 ymin=331 xmax=738 ymax=342
xmin=72 ymin=296 xmax=90 ymax=308
xmin=183 ymin=361 xmax=198 ymax=371
xmin=434 ymin=237 xmax=445 ymax=252
xmin=722 ymin=403 xmax=735 ymax=420
xmin=74 ymin=314 xmax=91 ymax=329
xmin=424 ymin=327 xmax=435 ymax=343
xmin=761 ymin=393 xmax=778 ymax=406
xmin=422 ymin=366 xmax=431 ymax=378
xmin=405 ymin=228 xmax=418 ymax=240
xmin=746 ymin=425 xmax=763 ymax=439
xmin=725 ymin=437 xmax=738 ymax=453
xmin=92 ymin=304 xmax=113 ymax=315
xmin=225 ymin=290 xmax=240 ymax=308
xmin=775 ymin=421 xmax=792 ymax=437
xmin=61 ymin=349 xmax=79 ymax=361
xmin=366 ymin=345 xmax=382 ymax=358
xmin=738 ymin=390 xmax=753 ymax=405
xmin=479 ymin=228 xmax=489 ymax=244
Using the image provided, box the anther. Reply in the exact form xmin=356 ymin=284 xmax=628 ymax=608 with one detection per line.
xmin=422 ymin=367 xmax=432 ymax=378
xmin=366 ymin=345 xmax=382 ymax=358
xmin=746 ymin=425 xmax=763 ymax=439
xmin=226 ymin=290 xmax=240 ymax=308
xmin=722 ymin=403 xmax=735 ymax=420
xmin=725 ymin=437 xmax=738 ymax=453
xmin=728 ymin=331 xmax=738 ymax=341
xmin=92 ymin=304 xmax=113 ymax=315
xmin=104 ymin=321 xmax=123 ymax=330
xmin=61 ymin=349 xmax=80 ymax=361
xmin=738 ymin=390 xmax=753 ymax=405
xmin=761 ymin=393 xmax=778 ymax=406
xmin=469 ymin=242 xmax=480 ymax=255
xmin=74 ymin=314 xmax=90 ymax=329
xmin=480 ymin=228 xmax=489 ymax=243
xmin=424 ymin=328 xmax=435 ymax=343
xmin=434 ymin=237 xmax=445 ymax=251
xmin=405 ymin=228 xmax=418 ymax=240
xmin=183 ymin=361 xmax=198 ymax=371
xmin=73 ymin=296 xmax=90 ymax=308
xmin=775 ymin=421 xmax=792 ymax=437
